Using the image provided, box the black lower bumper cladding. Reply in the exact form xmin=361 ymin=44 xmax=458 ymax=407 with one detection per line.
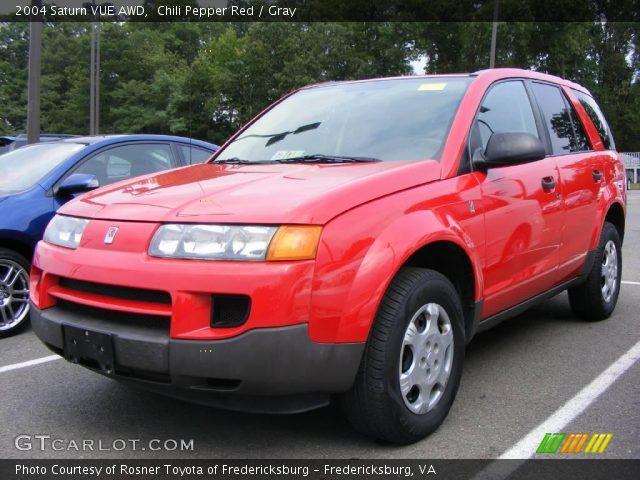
xmin=30 ymin=303 xmax=364 ymax=414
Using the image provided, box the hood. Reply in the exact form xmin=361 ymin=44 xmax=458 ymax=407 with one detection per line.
xmin=59 ymin=161 xmax=441 ymax=224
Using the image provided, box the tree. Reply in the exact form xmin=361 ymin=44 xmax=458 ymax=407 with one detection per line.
xmin=0 ymin=23 xmax=29 ymax=133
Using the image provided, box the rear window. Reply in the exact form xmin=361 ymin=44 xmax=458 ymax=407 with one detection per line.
xmin=572 ymin=90 xmax=615 ymax=150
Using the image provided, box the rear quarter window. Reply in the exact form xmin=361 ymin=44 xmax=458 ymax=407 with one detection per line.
xmin=572 ymin=89 xmax=616 ymax=150
xmin=531 ymin=82 xmax=590 ymax=154
xmin=177 ymin=145 xmax=213 ymax=164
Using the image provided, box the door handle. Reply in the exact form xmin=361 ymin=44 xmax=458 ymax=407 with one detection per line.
xmin=541 ymin=176 xmax=556 ymax=191
xmin=592 ymin=170 xmax=603 ymax=182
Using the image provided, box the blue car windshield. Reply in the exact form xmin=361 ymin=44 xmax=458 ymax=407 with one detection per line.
xmin=216 ymin=77 xmax=472 ymax=163
xmin=0 ymin=143 xmax=84 ymax=194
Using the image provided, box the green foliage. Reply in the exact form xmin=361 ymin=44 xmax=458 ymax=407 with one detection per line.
xmin=0 ymin=23 xmax=28 ymax=133
xmin=0 ymin=20 xmax=638 ymax=150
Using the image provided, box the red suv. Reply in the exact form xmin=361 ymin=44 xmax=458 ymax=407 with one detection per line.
xmin=31 ymin=68 xmax=625 ymax=444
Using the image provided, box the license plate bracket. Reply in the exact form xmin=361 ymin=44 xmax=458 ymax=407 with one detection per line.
xmin=63 ymin=325 xmax=115 ymax=374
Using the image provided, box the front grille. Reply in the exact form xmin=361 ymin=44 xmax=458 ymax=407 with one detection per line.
xmin=56 ymin=300 xmax=170 ymax=332
xmin=58 ymin=277 xmax=171 ymax=305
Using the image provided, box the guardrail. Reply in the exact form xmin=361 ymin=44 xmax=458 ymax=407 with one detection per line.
xmin=622 ymin=152 xmax=640 ymax=168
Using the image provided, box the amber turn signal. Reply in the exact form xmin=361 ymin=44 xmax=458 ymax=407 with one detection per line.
xmin=266 ymin=225 xmax=322 ymax=261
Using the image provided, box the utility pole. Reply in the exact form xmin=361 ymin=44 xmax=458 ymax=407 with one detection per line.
xmin=26 ymin=0 xmax=43 ymax=144
xmin=89 ymin=19 xmax=95 ymax=135
xmin=489 ymin=0 xmax=499 ymax=69
xmin=88 ymin=0 xmax=101 ymax=135
xmin=95 ymin=21 xmax=100 ymax=134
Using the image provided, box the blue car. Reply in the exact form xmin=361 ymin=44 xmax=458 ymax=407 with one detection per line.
xmin=0 ymin=136 xmax=16 ymax=155
xmin=0 ymin=134 xmax=218 ymax=336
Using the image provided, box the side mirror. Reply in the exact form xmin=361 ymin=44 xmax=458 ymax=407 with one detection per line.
xmin=474 ymin=132 xmax=546 ymax=169
xmin=57 ymin=173 xmax=99 ymax=195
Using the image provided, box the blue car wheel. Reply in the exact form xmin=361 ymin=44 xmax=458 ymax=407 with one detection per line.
xmin=0 ymin=249 xmax=31 ymax=337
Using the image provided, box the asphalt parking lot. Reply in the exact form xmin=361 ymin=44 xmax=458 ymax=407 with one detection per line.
xmin=1 ymin=192 xmax=639 ymax=460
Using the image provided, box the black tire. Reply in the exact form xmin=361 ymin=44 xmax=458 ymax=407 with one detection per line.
xmin=568 ymin=222 xmax=622 ymax=321
xmin=0 ymin=248 xmax=31 ymax=338
xmin=341 ymin=267 xmax=465 ymax=444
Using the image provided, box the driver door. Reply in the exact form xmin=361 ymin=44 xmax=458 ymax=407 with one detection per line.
xmin=53 ymin=142 xmax=177 ymax=208
xmin=473 ymin=80 xmax=563 ymax=318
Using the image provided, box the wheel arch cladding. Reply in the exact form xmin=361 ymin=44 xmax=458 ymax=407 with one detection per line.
xmin=605 ymin=202 xmax=625 ymax=244
xmin=308 ymin=206 xmax=482 ymax=344
xmin=403 ymin=241 xmax=477 ymax=343
xmin=0 ymin=236 xmax=34 ymax=263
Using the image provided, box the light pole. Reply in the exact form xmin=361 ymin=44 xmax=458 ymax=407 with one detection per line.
xmin=26 ymin=0 xmax=43 ymax=144
xmin=85 ymin=1 xmax=108 ymax=135
xmin=489 ymin=0 xmax=499 ymax=68
xmin=89 ymin=14 xmax=95 ymax=135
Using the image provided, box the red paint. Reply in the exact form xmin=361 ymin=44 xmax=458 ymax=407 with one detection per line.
xmin=31 ymin=69 xmax=626 ymax=344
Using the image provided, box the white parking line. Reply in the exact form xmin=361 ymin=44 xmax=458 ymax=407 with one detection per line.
xmin=498 ymin=339 xmax=640 ymax=459
xmin=474 ymin=340 xmax=640 ymax=479
xmin=0 ymin=355 xmax=61 ymax=374
xmin=622 ymin=280 xmax=640 ymax=285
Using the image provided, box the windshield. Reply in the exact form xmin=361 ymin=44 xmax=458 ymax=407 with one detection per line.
xmin=0 ymin=143 xmax=85 ymax=194
xmin=216 ymin=77 xmax=472 ymax=163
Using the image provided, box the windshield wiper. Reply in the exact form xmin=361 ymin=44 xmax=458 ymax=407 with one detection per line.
xmin=231 ymin=122 xmax=322 ymax=148
xmin=214 ymin=154 xmax=381 ymax=165
xmin=275 ymin=154 xmax=382 ymax=164
xmin=214 ymin=157 xmax=275 ymax=165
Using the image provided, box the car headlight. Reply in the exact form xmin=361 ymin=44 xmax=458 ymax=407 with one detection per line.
xmin=43 ymin=215 xmax=89 ymax=249
xmin=148 ymin=224 xmax=322 ymax=261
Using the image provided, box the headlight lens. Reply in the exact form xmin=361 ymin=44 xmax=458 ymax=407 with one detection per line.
xmin=43 ymin=215 xmax=89 ymax=249
xmin=149 ymin=224 xmax=279 ymax=261
xmin=149 ymin=224 xmax=322 ymax=261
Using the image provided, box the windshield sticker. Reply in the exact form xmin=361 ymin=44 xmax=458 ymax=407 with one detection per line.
xmin=271 ymin=150 xmax=305 ymax=160
xmin=418 ymin=83 xmax=447 ymax=91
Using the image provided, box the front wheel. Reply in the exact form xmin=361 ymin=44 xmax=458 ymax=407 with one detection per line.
xmin=341 ymin=267 xmax=465 ymax=444
xmin=0 ymin=249 xmax=31 ymax=338
xmin=568 ymin=222 xmax=622 ymax=321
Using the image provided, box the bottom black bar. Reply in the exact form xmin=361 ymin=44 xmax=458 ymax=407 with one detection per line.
xmin=2 ymin=459 xmax=639 ymax=480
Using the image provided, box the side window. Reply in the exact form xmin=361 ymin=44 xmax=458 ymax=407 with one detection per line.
xmin=567 ymin=101 xmax=591 ymax=152
xmin=177 ymin=145 xmax=213 ymax=165
xmin=531 ymin=82 xmax=589 ymax=154
xmin=474 ymin=81 xmax=539 ymax=153
xmin=572 ymin=90 xmax=615 ymax=150
xmin=74 ymin=143 xmax=175 ymax=187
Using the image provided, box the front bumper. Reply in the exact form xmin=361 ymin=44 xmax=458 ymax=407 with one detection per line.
xmin=31 ymin=225 xmax=319 ymax=340
xmin=31 ymin=304 xmax=364 ymax=413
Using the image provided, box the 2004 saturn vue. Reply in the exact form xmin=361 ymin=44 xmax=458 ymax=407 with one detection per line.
xmin=30 ymin=68 xmax=626 ymax=444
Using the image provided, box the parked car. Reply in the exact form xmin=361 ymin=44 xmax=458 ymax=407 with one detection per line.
xmin=30 ymin=69 xmax=625 ymax=444
xmin=0 ymin=135 xmax=217 ymax=337
xmin=1 ymin=133 xmax=80 ymax=153
xmin=0 ymin=136 xmax=16 ymax=155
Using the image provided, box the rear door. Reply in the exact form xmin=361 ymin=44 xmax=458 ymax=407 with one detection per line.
xmin=529 ymin=82 xmax=603 ymax=281
xmin=473 ymin=80 xmax=564 ymax=318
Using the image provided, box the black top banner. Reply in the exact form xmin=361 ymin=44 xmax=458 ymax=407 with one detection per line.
xmin=2 ymin=0 xmax=640 ymax=23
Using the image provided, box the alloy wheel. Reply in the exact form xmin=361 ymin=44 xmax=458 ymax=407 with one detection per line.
xmin=0 ymin=260 xmax=30 ymax=332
